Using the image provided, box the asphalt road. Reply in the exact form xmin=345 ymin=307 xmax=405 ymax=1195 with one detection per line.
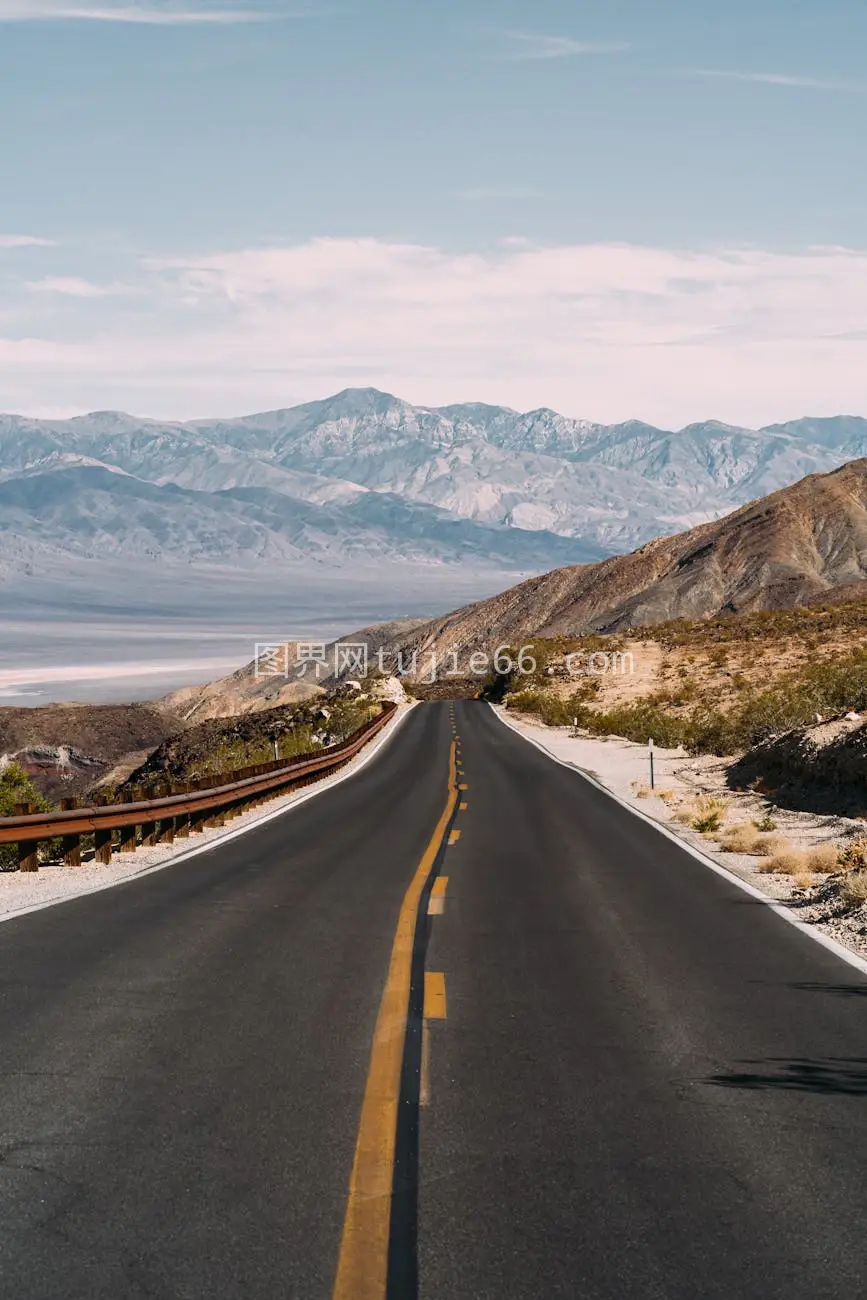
xmin=2 ymin=700 xmax=867 ymax=1299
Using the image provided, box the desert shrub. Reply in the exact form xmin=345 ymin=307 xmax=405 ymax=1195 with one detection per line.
xmin=0 ymin=763 xmax=54 ymax=872
xmin=837 ymin=837 xmax=867 ymax=868
xmin=723 ymin=650 xmax=867 ymax=750
xmin=753 ymin=814 xmax=777 ymax=833
xmin=691 ymin=796 xmax=728 ymax=833
xmin=609 ymin=646 xmax=867 ymax=757
xmin=838 ymin=839 xmax=867 ymax=871
xmin=504 ymin=639 xmax=867 ymax=761
xmin=505 ymin=690 xmax=575 ymax=727
xmin=188 ymin=723 xmax=318 ymax=781
xmin=505 ymin=685 xmax=601 ymax=729
xmin=583 ymin=701 xmax=689 ymax=750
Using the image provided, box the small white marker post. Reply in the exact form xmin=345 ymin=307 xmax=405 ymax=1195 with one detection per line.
xmin=648 ymin=737 xmax=655 ymax=791
xmin=273 ymin=739 xmax=279 ymax=762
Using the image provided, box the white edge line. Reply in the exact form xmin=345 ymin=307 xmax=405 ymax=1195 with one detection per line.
xmin=0 ymin=703 xmax=417 ymax=927
xmin=491 ymin=703 xmax=867 ymax=980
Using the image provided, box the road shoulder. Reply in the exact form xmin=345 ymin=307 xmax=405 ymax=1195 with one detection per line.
xmin=493 ymin=704 xmax=867 ymax=974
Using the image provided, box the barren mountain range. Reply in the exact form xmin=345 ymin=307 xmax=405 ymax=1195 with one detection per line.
xmin=161 ymin=457 xmax=867 ymax=708
xmin=5 ymin=458 xmax=866 ymax=796
xmin=335 ymin=458 xmax=867 ymax=669
xmin=3 ymin=389 xmax=867 ymax=581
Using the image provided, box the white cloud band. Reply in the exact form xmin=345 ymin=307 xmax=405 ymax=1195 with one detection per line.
xmin=0 ymin=234 xmax=56 ymax=247
xmin=3 ymin=238 xmax=867 ymax=425
xmin=0 ymin=2 xmax=276 ymax=22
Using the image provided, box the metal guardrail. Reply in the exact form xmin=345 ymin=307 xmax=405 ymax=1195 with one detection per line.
xmin=0 ymin=702 xmax=397 ymax=872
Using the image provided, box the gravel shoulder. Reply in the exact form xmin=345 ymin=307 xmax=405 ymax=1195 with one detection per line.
xmin=0 ymin=702 xmax=415 ymax=923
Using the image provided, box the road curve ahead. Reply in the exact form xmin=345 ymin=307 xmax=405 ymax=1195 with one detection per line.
xmin=1 ymin=700 xmax=867 ymax=1299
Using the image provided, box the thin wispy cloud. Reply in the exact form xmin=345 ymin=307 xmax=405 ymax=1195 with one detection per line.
xmin=495 ymin=30 xmax=630 ymax=61
xmin=0 ymin=234 xmax=56 ymax=247
xmin=0 ymin=2 xmax=279 ymax=22
xmin=26 ymin=276 xmax=123 ymax=297
xmin=691 ymin=68 xmax=866 ymax=93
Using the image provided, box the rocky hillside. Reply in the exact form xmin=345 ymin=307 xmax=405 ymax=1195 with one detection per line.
xmin=116 ymin=686 xmax=384 ymax=792
xmin=367 ymin=458 xmax=867 ymax=669
xmin=729 ymin=715 xmax=867 ymax=816
xmin=0 ymin=702 xmax=182 ymax=800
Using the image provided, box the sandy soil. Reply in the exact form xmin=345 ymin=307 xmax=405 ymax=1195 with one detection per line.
xmin=533 ymin=628 xmax=864 ymax=716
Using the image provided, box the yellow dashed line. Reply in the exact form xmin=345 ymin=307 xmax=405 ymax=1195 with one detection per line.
xmin=424 ymin=971 xmax=447 ymax=1020
xmin=332 ymin=744 xmax=457 ymax=1300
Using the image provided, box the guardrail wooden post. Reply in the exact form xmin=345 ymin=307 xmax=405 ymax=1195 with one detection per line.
xmin=118 ymin=805 xmax=136 ymax=854
xmin=151 ymin=782 xmax=171 ymax=844
xmin=93 ymin=795 xmax=113 ymax=864
xmin=189 ymin=779 xmax=206 ymax=833
xmin=157 ymin=808 xmax=175 ymax=845
xmin=138 ymin=788 xmax=156 ymax=847
xmin=174 ymin=783 xmax=190 ymax=838
xmin=15 ymin=803 xmax=38 ymax=871
xmin=60 ymin=797 xmax=82 ymax=865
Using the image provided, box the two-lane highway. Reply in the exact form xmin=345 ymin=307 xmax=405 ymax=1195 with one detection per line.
xmin=1 ymin=700 xmax=867 ymax=1299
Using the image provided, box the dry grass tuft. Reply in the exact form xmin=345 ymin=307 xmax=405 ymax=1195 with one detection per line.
xmin=791 ymin=870 xmax=816 ymax=891
xmin=753 ymin=842 xmax=838 ymax=879
xmin=804 ymin=843 xmax=839 ymax=874
xmin=838 ymin=871 xmax=867 ymax=907
xmin=634 ymin=784 xmax=651 ymax=799
xmin=718 ymin=822 xmax=760 ymax=854
xmin=655 ymin=788 xmax=676 ymax=803
xmin=751 ymin=832 xmax=789 ymax=857
xmin=757 ymin=844 xmax=803 ymax=874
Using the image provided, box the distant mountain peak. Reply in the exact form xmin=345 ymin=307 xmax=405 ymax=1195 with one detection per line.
xmin=1 ymin=392 xmax=866 ymax=579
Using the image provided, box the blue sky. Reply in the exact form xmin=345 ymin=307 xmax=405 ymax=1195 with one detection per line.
xmin=2 ymin=0 xmax=866 ymax=425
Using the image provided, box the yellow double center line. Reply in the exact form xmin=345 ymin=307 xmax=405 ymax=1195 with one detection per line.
xmin=332 ymin=739 xmax=458 ymax=1300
